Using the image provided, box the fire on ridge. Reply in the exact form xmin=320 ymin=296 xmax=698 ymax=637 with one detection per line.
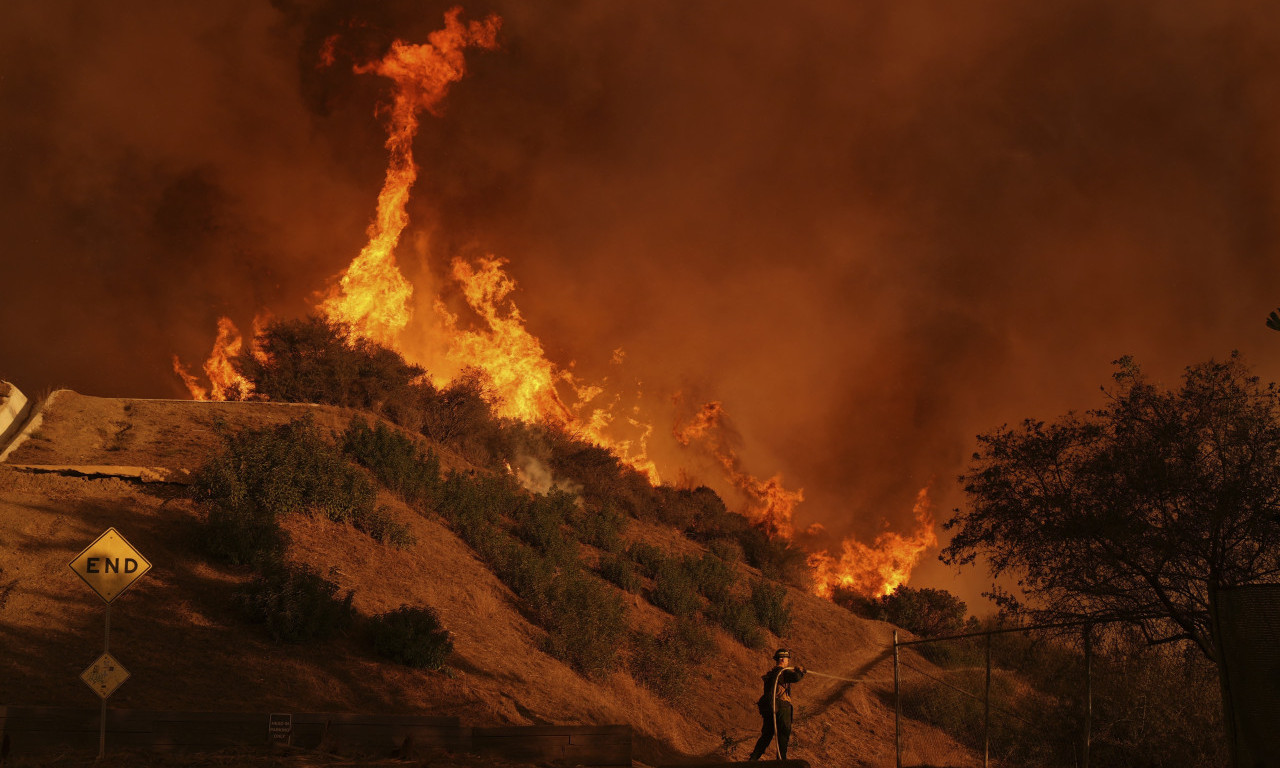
xmin=173 ymin=6 xmax=934 ymax=600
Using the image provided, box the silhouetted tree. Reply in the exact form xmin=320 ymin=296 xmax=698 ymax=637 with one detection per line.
xmin=943 ymin=353 xmax=1280 ymax=742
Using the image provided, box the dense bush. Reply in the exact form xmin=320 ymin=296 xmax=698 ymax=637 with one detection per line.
xmin=195 ymin=416 xmax=375 ymax=525
xmin=650 ymin=558 xmax=702 ymax=617
xmin=738 ymin=526 xmax=811 ymax=586
xmin=836 ymin=584 xmax=971 ymax=640
xmin=629 ymin=615 xmax=719 ymax=701
xmin=238 ymin=563 xmax=355 ymax=643
xmin=342 ymin=418 xmax=441 ymax=508
xmin=599 ymin=554 xmax=642 ymax=593
xmin=670 ymin=615 xmax=716 ymax=664
xmin=573 ymin=502 xmax=627 ymax=553
xmin=369 ymin=605 xmax=453 ymax=670
xmin=354 ymin=505 xmax=416 ymax=549
xmin=239 ymin=316 xmax=426 ymax=417
xmin=750 ymin=579 xmax=793 ymax=636
xmin=438 ymin=471 xmax=517 ymax=529
xmin=710 ymin=595 xmax=764 ymax=649
xmin=513 ymin=490 xmax=579 ymax=564
xmin=687 ymin=552 xmax=737 ymax=604
xmin=542 ymin=570 xmax=628 ymax=678
xmin=200 ymin=501 xmax=289 ymax=567
xmin=627 ymin=542 xmax=667 ymax=578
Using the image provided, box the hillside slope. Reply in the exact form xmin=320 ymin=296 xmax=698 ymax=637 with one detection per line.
xmin=0 ymin=391 xmax=975 ymax=767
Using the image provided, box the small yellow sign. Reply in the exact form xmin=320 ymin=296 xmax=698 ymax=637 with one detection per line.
xmin=69 ymin=528 xmax=152 ymax=603
xmin=81 ymin=652 xmax=129 ymax=699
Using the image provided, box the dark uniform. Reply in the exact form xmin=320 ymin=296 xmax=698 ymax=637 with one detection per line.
xmin=748 ymin=662 xmax=806 ymax=760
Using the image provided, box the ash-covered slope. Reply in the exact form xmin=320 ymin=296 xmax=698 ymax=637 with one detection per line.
xmin=0 ymin=391 xmax=974 ymax=767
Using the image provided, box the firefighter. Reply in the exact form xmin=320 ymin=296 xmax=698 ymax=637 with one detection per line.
xmin=748 ymin=648 xmax=807 ymax=761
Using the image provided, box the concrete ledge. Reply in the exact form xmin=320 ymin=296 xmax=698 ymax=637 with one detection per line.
xmin=5 ymin=464 xmax=194 ymax=484
xmin=0 ymin=388 xmax=60 ymax=464
xmin=0 ymin=381 xmax=30 ymax=455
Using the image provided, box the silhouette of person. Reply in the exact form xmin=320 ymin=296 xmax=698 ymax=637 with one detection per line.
xmin=748 ymin=648 xmax=806 ymax=761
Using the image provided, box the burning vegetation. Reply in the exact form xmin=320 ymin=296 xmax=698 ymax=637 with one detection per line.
xmin=172 ymin=6 xmax=935 ymax=600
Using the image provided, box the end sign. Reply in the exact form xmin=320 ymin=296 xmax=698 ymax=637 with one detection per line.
xmin=69 ymin=528 xmax=151 ymax=603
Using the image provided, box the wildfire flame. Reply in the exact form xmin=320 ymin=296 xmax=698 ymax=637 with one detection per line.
xmin=173 ymin=5 xmax=936 ymax=597
xmin=673 ymin=400 xmax=804 ymax=538
xmin=172 ymin=317 xmax=255 ymax=401
xmin=808 ymin=487 xmax=939 ymax=599
xmin=320 ymin=7 xmax=501 ymax=348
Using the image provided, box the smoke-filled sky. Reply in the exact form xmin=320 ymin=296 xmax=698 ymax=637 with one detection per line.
xmin=3 ymin=0 xmax=1279 ymax=607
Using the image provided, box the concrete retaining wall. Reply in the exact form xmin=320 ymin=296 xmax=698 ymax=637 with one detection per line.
xmin=0 ymin=381 xmax=30 ymax=457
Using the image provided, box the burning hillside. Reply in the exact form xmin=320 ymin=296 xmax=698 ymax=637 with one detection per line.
xmin=173 ymin=6 xmax=935 ymax=600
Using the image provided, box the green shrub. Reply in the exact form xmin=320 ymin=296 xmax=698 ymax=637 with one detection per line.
xmin=491 ymin=536 xmax=557 ymax=612
xmin=650 ymin=558 xmax=701 ymax=617
xmin=738 ymin=526 xmax=811 ymax=586
xmin=708 ymin=537 xmax=743 ymax=565
xmin=599 ymin=554 xmax=642 ymax=593
xmin=750 ymin=579 xmax=793 ymax=636
xmin=711 ymin=596 xmax=764 ymax=649
xmin=238 ymin=316 xmax=426 ymax=419
xmin=573 ymin=502 xmax=627 ymax=553
xmin=201 ymin=501 xmax=289 ymax=567
xmin=543 ymin=571 xmax=627 ymax=678
xmin=194 ymin=416 xmax=375 ymax=524
xmin=438 ymin=471 xmax=516 ymax=531
xmin=687 ymin=553 xmax=737 ymax=603
xmin=629 ymin=617 xmax=716 ymax=701
xmin=342 ymin=418 xmax=441 ymax=508
xmin=514 ymin=490 xmax=578 ymax=563
xmin=628 ymin=542 xmax=666 ymax=578
xmin=369 ymin=605 xmax=453 ymax=670
xmin=238 ymin=563 xmax=355 ymax=643
xmin=670 ymin=615 xmax=716 ymax=664
xmin=354 ymin=505 xmax=416 ymax=549
xmin=629 ymin=630 xmax=687 ymax=701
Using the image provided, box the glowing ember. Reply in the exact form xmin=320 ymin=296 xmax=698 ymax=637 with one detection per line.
xmin=320 ymin=7 xmax=501 ymax=348
xmin=808 ymin=487 xmax=939 ymax=599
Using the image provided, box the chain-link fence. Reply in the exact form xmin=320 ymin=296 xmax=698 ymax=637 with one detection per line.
xmin=891 ymin=620 xmax=1226 ymax=768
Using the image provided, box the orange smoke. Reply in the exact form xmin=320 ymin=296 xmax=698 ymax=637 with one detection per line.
xmin=673 ymin=400 xmax=804 ymax=539
xmin=808 ymin=487 xmax=939 ymax=599
xmin=320 ymin=7 xmax=501 ymax=348
xmin=172 ymin=316 xmax=254 ymax=401
xmin=173 ymin=7 xmax=935 ymax=596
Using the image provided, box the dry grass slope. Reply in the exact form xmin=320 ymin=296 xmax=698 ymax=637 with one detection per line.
xmin=0 ymin=392 xmax=976 ymax=767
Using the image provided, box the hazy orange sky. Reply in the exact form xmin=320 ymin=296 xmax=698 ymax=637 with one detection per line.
xmin=2 ymin=0 xmax=1278 ymax=609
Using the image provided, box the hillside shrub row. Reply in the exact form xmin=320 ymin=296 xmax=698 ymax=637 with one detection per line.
xmin=235 ymin=316 xmax=812 ymax=585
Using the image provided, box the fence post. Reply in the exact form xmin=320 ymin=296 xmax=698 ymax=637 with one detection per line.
xmin=1083 ymin=624 xmax=1092 ymax=768
xmin=984 ymin=631 xmax=991 ymax=768
xmin=893 ymin=630 xmax=902 ymax=768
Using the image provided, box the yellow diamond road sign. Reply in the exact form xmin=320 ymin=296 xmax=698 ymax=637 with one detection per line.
xmin=81 ymin=652 xmax=129 ymax=699
xmin=69 ymin=527 xmax=152 ymax=603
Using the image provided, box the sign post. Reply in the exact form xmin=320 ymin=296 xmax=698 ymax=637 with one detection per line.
xmin=69 ymin=527 xmax=151 ymax=760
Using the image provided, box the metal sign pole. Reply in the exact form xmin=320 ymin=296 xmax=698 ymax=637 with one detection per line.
xmin=98 ymin=604 xmax=110 ymax=761
xmin=984 ymin=632 xmax=991 ymax=768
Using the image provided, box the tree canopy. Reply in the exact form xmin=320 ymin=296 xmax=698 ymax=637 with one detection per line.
xmin=943 ymin=354 xmax=1280 ymax=665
